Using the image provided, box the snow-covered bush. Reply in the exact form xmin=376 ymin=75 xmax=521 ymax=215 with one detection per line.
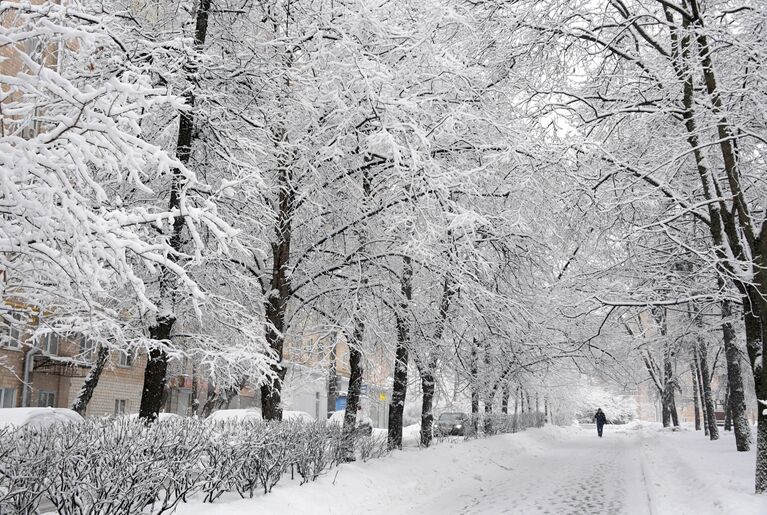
xmin=357 ymin=432 xmax=389 ymax=462
xmin=0 ymin=416 xmax=385 ymax=513
xmin=0 ymin=411 xmax=544 ymax=513
xmin=0 ymin=426 xmax=52 ymax=515
xmin=469 ymin=412 xmax=546 ymax=438
xmin=292 ymin=422 xmax=343 ymax=484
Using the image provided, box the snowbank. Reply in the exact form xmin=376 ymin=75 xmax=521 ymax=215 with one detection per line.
xmin=0 ymin=407 xmax=83 ymax=430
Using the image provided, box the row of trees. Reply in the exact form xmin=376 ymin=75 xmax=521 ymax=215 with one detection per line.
xmin=3 ymin=0 xmax=766 ymax=494
xmin=507 ymin=0 xmax=767 ymax=492
xmin=2 ymin=0 xmax=575 ymax=445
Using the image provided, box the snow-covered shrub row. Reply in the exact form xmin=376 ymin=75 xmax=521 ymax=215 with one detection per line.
xmin=0 ymin=417 xmax=387 ymax=514
xmin=476 ymin=412 xmax=547 ymax=437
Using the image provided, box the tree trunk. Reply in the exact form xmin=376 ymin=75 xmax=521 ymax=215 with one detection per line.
xmin=661 ymin=396 xmax=671 ymax=428
xmin=261 ymin=146 xmax=294 ymax=421
xmin=484 ymin=401 xmax=493 ymax=435
xmin=720 ymin=294 xmax=751 ymax=449
xmin=342 ymin=319 xmax=365 ymax=461
xmin=654 ymin=307 xmax=679 ymax=428
xmin=746 ymin=283 xmax=767 ymax=492
xmin=690 ymin=358 xmax=701 ymax=431
xmin=200 ymin=380 xmax=217 ymax=418
xmin=190 ymin=364 xmax=199 ymax=416
xmin=698 ymin=337 xmax=719 ymax=440
xmin=482 ymin=339 xmax=493 ymax=434
xmin=670 ymin=395 xmax=679 ymax=427
xmin=140 ymin=320 xmax=173 ymax=420
xmin=418 ymin=274 xmax=454 ymax=447
xmin=723 ymin=388 xmax=732 ymax=432
xmin=71 ymin=345 xmax=109 ymax=416
xmin=388 ymin=257 xmax=412 ymax=450
xmin=694 ymin=347 xmax=708 ymax=436
xmin=139 ymin=0 xmax=211 ymax=421
xmin=327 ymin=334 xmax=337 ymax=419
xmin=501 ymin=383 xmax=510 ymax=415
xmin=469 ymin=339 xmax=479 ymax=435
xmin=420 ymin=369 xmax=436 ymax=445
xmin=387 ymin=335 xmax=408 ymax=449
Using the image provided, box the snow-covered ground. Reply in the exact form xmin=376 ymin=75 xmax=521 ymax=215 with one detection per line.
xmin=177 ymin=423 xmax=767 ymax=515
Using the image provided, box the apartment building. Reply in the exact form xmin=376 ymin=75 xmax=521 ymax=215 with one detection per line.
xmin=0 ymin=312 xmax=264 ymax=417
xmin=0 ymin=312 xmax=146 ymax=415
xmin=282 ymin=328 xmax=394 ymax=427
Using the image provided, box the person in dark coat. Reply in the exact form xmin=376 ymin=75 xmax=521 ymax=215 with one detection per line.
xmin=594 ymin=408 xmax=607 ymax=437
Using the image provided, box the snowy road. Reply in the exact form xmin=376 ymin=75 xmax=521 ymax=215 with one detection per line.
xmin=178 ymin=424 xmax=767 ymax=515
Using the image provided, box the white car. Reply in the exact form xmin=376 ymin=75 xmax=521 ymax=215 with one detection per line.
xmin=0 ymin=407 xmax=83 ymax=430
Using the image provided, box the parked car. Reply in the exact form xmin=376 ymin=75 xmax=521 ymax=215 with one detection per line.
xmin=435 ymin=412 xmax=470 ymax=436
xmin=0 ymin=407 xmax=83 ymax=430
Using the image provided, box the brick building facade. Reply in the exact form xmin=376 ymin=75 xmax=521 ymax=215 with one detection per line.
xmin=0 ymin=314 xmax=149 ymax=416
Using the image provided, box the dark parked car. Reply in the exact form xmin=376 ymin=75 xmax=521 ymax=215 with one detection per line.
xmin=436 ymin=412 xmax=470 ymax=436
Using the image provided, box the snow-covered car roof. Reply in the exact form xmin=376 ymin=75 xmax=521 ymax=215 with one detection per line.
xmin=207 ymin=408 xmax=263 ymax=423
xmin=0 ymin=407 xmax=83 ymax=430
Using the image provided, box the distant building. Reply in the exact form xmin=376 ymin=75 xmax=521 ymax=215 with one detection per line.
xmin=282 ymin=327 xmax=393 ymax=427
xmin=0 ymin=310 xmax=146 ymax=415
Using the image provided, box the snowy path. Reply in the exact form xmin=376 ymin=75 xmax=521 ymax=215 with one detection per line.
xmin=409 ymin=427 xmax=649 ymax=515
xmin=177 ymin=424 xmax=767 ymax=515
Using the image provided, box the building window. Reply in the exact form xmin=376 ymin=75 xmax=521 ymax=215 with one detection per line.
xmin=114 ymin=399 xmax=127 ymax=415
xmin=2 ymin=312 xmax=22 ymax=349
xmin=39 ymin=332 xmax=59 ymax=355
xmin=78 ymin=335 xmax=95 ymax=360
xmin=117 ymin=350 xmax=134 ymax=368
xmin=38 ymin=391 xmax=55 ymax=407
xmin=0 ymin=388 xmax=16 ymax=408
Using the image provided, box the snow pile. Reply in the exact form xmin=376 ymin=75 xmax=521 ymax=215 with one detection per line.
xmin=0 ymin=408 xmax=83 ymax=430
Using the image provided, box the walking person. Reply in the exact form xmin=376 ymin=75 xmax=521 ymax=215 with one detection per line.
xmin=594 ymin=408 xmax=607 ymax=437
